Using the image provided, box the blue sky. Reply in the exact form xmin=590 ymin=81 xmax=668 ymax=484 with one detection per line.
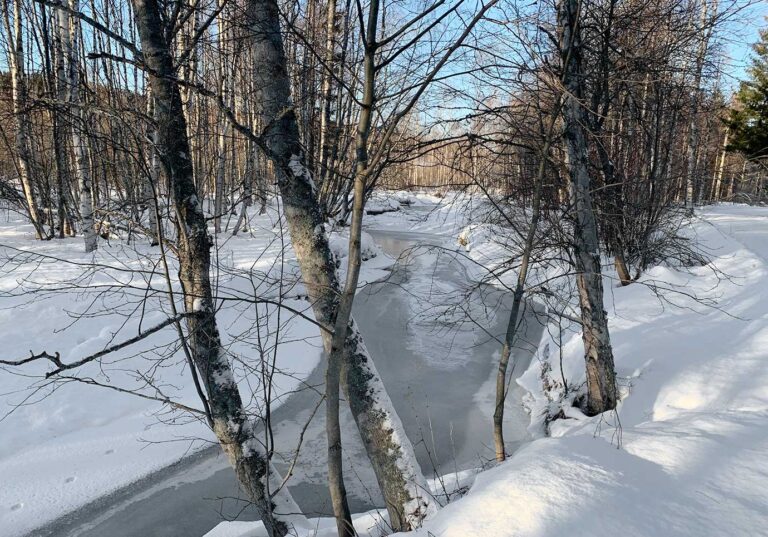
xmin=723 ymin=2 xmax=768 ymax=93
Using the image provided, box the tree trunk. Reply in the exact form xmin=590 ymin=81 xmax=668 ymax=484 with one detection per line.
xmin=494 ymin=108 xmax=559 ymax=461
xmin=4 ymin=0 xmax=45 ymax=239
xmin=144 ymin=89 xmax=160 ymax=245
xmin=58 ymin=0 xmax=97 ymax=252
xmin=317 ymin=0 xmax=339 ymax=195
xmin=559 ymin=0 xmax=618 ymax=416
xmin=213 ymin=0 xmax=230 ymax=234
xmin=713 ymin=128 xmax=729 ymax=201
xmin=685 ymin=0 xmax=714 ymax=210
xmin=247 ymin=0 xmax=435 ymax=530
xmin=130 ymin=1 xmax=296 ymax=534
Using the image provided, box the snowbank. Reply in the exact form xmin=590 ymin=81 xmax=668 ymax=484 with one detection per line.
xmin=405 ymin=204 xmax=768 ymax=536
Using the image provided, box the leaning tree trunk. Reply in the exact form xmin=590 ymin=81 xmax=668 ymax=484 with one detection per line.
xmin=493 ymin=107 xmax=559 ymax=460
xmin=57 ymin=0 xmax=97 ymax=252
xmin=130 ymin=1 xmax=297 ymax=535
xmin=247 ymin=0 xmax=435 ymax=530
xmin=559 ymin=0 xmax=617 ymax=416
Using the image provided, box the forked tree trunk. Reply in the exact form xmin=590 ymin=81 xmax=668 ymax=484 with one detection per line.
xmin=559 ymin=0 xmax=617 ymax=416
xmin=247 ymin=0 xmax=435 ymax=530
xmin=130 ymin=1 xmax=296 ymax=534
xmin=233 ymin=138 xmax=255 ymax=235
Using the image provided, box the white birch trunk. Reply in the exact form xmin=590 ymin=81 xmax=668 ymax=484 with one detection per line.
xmin=713 ymin=128 xmax=729 ymax=201
xmin=4 ymin=0 xmax=44 ymax=238
xmin=247 ymin=0 xmax=435 ymax=529
xmin=144 ymin=89 xmax=160 ymax=245
xmin=213 ymin=0 xmax=229 ymax=233
xmin=58 ymin=0 xmax=96 ymax=252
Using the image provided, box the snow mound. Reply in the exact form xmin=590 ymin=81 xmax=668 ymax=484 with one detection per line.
xmin=328 ymin=229 xmax=380 ymax=264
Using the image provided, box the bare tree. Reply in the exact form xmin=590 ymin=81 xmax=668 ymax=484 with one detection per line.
xmin=130 ymin=0 xmax=298 ymax=533
xmin=2 ymin=0 xmax=46 ymax=239
xmin=57 ymin=0 xmax=97 ymax=251
xmin=558 ymin=0 xmax=617 ymax=415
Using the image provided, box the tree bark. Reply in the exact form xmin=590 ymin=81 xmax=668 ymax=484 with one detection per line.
xmin=559 ymin=0 xmax=618 ymax=416
xmin=247 ymin=0 xmax=435 ymax=530
xmin=130 ymin=1 xmax=295 ymax=534
xmin=144 ymin=89 xmax=160 ymax=245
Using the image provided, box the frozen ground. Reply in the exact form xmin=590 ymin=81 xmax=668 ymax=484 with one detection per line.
xmin=209 ymin=203 xmax=768 ymax=537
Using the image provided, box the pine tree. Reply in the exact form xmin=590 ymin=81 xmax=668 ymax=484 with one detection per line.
xmin=728 ymin=26 xmax=768 ymax=159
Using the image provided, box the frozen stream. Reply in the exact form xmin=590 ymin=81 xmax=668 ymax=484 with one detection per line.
xmin=32 ymin=225 xmax=544 ymax=537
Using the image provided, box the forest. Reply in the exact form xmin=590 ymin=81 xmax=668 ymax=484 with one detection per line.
xmin=0 ymin=0 xmax=767 ymax=536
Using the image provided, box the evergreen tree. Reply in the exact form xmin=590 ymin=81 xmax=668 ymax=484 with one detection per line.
xmin=728 ymin=25 xmax=768 ymax=159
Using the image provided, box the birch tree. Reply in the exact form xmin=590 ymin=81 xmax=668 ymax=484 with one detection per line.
xmin=57 ymin=0 xmax=97 ymax=251
xmin=2 ymin=0 xmax=46 ymax=239
xmin=243 ymin=0 xmax=500 ymax=529
xmin=130 ymin=0 xmax=299 ymax=533
xmin=559 ymin=0 xmax=617 ymax=415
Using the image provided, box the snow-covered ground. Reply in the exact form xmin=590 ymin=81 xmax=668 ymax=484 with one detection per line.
xmin=4 ymin=197 xmax=768 ymax=537
xmin=0 ymin=203 xmax=395 ymax=537
xmin=208 ymin=202 xmax=768 ymax=537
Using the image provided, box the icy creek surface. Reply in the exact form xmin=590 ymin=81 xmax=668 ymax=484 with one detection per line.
xmin=30 ymin=223 xmax=542 ymax=537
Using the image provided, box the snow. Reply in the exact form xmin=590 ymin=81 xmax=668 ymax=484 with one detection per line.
xmin=205 ymin=512 xmax=390 ymax=537
xmin=205 ymin=201 xmax=768 ymax=537
xmin=5 ymin=195 xmax=768 ymax=537
xmin=0 ymin=202 xmax=394 ymax=537
xmin=404 ymin=203 xmax=768 ymax=537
